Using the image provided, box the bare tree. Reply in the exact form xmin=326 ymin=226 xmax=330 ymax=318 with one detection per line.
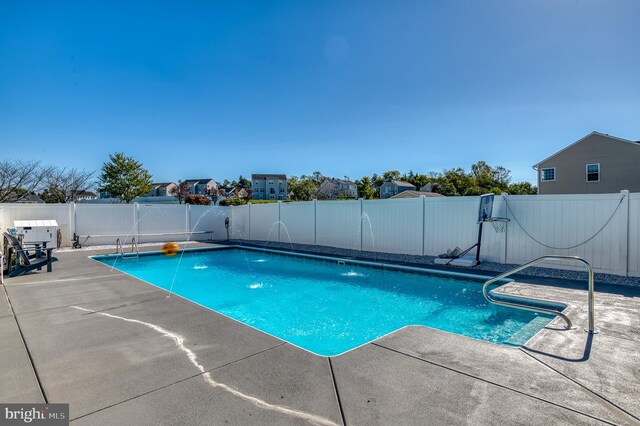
xmin=41 ymin=168 xmax=96 ymax=203
xmin=0 ymin=160 xmax=54 ymax=202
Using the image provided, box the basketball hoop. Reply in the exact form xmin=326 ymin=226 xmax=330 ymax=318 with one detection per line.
xmin=485 ymin=217 xmax=509 ymax=233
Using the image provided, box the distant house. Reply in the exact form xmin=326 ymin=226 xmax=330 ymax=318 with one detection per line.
xmin=236 ymin=188 xmax=249 ymax=199
xmin=380 ymin=180 xmax=416 ymax=199
xmin=316 ymin=179 xmax=358 ymax=199
xmin=252 ymin=174 xmax=287 ymax=200
xmin=420 ymin=183 xmax=433 ymax=192
xmin=219 ymin=186 xmax=234 ymax=196
xmin=73 ymin=191 xmax=97 ymax=201
xmin=14 ymin=194 xmax=45 ymax=204
xmin=390 ymin=190 xmax=444 ymax=199
xmin=150 ymin=182 xmax=178 ymax=197
xmin=534 ymin=132 xmax=640 ymax=194
xmin=184 ymin=179 xmax=217 ymax=196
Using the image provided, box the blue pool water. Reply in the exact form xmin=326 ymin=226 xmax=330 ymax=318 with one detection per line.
xmin=95 ymin=248 xmax=560 ymax=356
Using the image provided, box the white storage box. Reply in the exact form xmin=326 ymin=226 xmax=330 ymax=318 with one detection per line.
xmin=14 ymin=220 xmax=58 ymax=247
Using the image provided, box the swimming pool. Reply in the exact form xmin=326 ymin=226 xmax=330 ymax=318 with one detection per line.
xmin=94 ymin=247 xmax=562 ymax=356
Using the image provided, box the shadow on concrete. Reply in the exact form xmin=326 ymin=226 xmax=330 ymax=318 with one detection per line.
xmin=522 ymin=331 xmax=594 ymax=363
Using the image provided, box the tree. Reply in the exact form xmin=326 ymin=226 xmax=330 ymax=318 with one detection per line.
xmin=402 ymin=171 xmax=431 ymax=190
xmin=370 ymin=173 xmax=383 ymax=197
xmin=470 ymin=161 xmax=510 ymax=193
xmin=170 ymin=180 xmax=190 ymax=204
xmin=237 ymin=175 xmax=251 ymax=189
xmin=288 ymin=176 xmax=318 ymax=201
xmin=0 ymin=160 xmax=54 ymax=202
xmin=40 ymin=186 xmax=66 ymax=204
xmin=356 ymin=177 xmax=376 ymax=199
xmin=382 ymin=170 xmax=402 ymax=181
xmin=40 ymin=167 xmax=95 ymax=203
xmin=97 ymin=153 xmax=153 ymax=203
xmin=204 ymin=186 xmax=219 ymax=204
xmin=426 ymin=161 xmax=535 ymax=196
xmin=507 ymin=182 xmax=537 ymax=195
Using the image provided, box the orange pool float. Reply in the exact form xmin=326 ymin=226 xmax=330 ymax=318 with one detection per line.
xmin=162 ymin=242 xmax=180 ymax=256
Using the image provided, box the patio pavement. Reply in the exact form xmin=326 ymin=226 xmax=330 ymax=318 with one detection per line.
xmin=1 ymin=244 xmax=639 ymax=425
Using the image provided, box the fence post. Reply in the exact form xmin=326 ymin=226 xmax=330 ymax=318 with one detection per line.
xmin=501 ymin=192 xmax=509 ymax=264
xmin=421 ymin=196 xmax=425 ymax=256
xmin=186 ymin=203 xmax=191 ymax=234
xmin=248 ymin=203 xmax=251 ymax=241
xmin=69 ymin=202 xmax=76 ymax=247
xmin=133 ymin=202 xmax=139 ymax=243
xmin=359 ymin=198 xmax=363 ymax=251
xmin=277 ymin=201 xmax=281 ymax=242
xmin=621 ymin=190 xmax=630 ymax=276
xmin=313 ymin=199 xmax=317 ymax=246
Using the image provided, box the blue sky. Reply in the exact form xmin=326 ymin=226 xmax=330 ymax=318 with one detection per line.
xmin=1 ymin=1 xmax=638 ymax=184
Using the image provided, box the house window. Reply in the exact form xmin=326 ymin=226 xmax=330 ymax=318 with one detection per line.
xmin=586 ymin=164 xmax=600 ymax=182
xmin=540 ymin=168 xmax=555 ymax=182
xmin=270 ymin=188 xmax=275 ymax=194
xmin=268 ymin=181 xmax=274 ymax=185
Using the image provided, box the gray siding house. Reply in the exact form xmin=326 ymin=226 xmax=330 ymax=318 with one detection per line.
xmin=252 ymin=174 xmax=288 ymax=200
xmin=534 ymin=132 xmax=640 ymax=194
xmin=150 ymin=182 xmax=178 ymax=197
xmin=316 ymin=179 xmax=358 ymax=199
xmin=184 ymin=179 xmax=217 ymax=196
xmin=380 ymin=180 xmax=416 ymax=199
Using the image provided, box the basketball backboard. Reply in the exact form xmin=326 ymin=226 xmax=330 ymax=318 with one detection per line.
xmin=477 ymin=193 xmax=494 ymax=224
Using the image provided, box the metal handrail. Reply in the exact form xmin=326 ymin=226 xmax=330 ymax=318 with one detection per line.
xmin=483 ymin=255 xmax=595 ymax=333
xmin=131 ymin=237 xmax=139 ymax=257
xmin=115 ymin=238 xmax=123 ymax=255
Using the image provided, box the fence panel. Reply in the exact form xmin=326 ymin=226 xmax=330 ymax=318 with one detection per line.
xmin=189 ymin=205 xmax=230 ymax=241
xmin=136 ymin=204 xmax=187 ymax=243
xmin=279 ymin=202 xmax=315 ymax=245
xmin=230 ymin=205 xmax=250 ymax=240
xmin=1 ymin=203 xmax=73 ymax=247
xmin=629 ymin=193 xmax=640 ymax=277
xmin=423 ymin=197 xmax=479 ymax=257
xmin=316 ymin=201 xmax=361 ymax=250
xmin=362 ymin=198 xmax=423 ymax=255
xmin=75 ymin=204 xmax=135 ymax=246
xmin=504 ymin=193 xmax=628 ymax=275
xmin=249 ymin=203 xmax=280 ymax=242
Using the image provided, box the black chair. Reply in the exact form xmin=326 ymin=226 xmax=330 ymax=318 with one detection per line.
xmin=3 ymin=232 xmax=57 ymax=277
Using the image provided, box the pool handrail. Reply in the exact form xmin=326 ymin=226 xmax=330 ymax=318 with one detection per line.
xmin=115 ymin=238 xmax=123 ymax=256
xmin=482 ymin=255 xmax=595 ymax=333
xmin=131 ymin=237 xmax=139 ymax=257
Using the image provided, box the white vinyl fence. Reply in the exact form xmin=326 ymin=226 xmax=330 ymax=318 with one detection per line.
xmin=1 ymin=191 xmax=638 ymax=277
xmin=0 ymin=203 xmax=231 ymax=247
xmin=228 ymin=191 xmax=639 ymax=277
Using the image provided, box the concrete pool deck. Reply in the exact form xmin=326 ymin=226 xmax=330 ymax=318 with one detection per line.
xmin=1 ymin=244 xmax=639 ymax=425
